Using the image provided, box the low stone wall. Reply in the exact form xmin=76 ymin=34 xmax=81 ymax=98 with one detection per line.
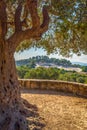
xmin=19 ymin=79 xmax=87 ymax=98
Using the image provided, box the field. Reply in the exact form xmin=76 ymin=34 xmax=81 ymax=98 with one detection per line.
xmin=21 ymin=89 xmax=87 ymax=130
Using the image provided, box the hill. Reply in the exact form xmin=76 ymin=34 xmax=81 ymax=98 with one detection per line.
xmin=16 ymin=56 xmax=81 ymax=68
xmin=16 ymin=56 xmax=87 ymax=84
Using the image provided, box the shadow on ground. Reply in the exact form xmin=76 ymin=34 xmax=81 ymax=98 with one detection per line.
xmin=21 ymin=98 xmax=46 ymax=130
xmin=21 ymin=89 xmax=87 ymax=99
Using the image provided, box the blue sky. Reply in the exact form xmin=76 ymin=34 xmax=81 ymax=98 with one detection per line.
xmin=14 ymin=48 xmax=87 ymax=63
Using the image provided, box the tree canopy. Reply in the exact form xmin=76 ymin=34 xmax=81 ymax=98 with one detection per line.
xmin=4 ymin=0 xmax=87 ymax=57
xmin=37 ymin=0 xmax=87 ymax=57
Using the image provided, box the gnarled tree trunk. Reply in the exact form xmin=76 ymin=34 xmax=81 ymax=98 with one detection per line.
xmin=0 ymin=40 xmax=29 ymax=130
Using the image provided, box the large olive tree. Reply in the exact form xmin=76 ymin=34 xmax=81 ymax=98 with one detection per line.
xmin=0 ymin=0 xmax=87 ymax=129
xmin=0 ymin=0 xmax=49 ymax=130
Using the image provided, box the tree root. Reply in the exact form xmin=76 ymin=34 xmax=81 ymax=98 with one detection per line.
xmin=0 ymin=106 xmax=29 ymax=130
xmin=0 ymin=98 xmax=45 ymax=130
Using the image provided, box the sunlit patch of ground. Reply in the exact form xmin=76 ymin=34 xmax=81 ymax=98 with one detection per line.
xmin=21 ymin=89 xmax=87 ymax=130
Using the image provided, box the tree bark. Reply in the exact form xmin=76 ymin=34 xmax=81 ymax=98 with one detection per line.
xmin=0 ymin=40 xmax=29 ymax=130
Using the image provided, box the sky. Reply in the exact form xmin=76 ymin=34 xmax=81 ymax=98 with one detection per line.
xmin=14 ymin=47 xmax=87 ymax=63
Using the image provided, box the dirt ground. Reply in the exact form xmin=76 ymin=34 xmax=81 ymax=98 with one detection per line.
xmin=21 ymin=89 xmax=87 ymax=130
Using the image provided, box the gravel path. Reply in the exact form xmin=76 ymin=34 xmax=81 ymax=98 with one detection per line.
xmin=21 ymin=89 xmax=87 ymax=130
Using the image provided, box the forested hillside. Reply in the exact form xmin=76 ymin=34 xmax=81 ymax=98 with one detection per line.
xmin=16 ymin=56 xmax=87 ymax=84
xmin=16 ymin=56 xmax=81 ymax=68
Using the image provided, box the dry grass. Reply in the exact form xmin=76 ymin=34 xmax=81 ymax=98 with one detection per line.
xmin=21 ymin=89 xmax=87 ymax=130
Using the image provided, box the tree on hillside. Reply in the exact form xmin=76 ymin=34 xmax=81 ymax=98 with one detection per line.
xmin=0 ymin=0 xmax=87 ymax=129
xmin=0 ymin=0 xmax=49 ymax=129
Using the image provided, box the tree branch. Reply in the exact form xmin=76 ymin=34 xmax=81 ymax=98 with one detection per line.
xmin=27 ymin=0 xmax=40 ymax=29
xmin=15 ymin=2 xmax=22 ymax=32
xmin=40 ymin=6 xmax=50 ymax=34
xmin=0 ymin=1 xmax=7 ymax=39
xmin=8 ymin=0 xmax=49 ymax=52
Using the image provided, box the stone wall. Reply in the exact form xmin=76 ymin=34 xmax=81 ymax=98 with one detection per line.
xmin=19 ymin=79 xmax=87 ymax=97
